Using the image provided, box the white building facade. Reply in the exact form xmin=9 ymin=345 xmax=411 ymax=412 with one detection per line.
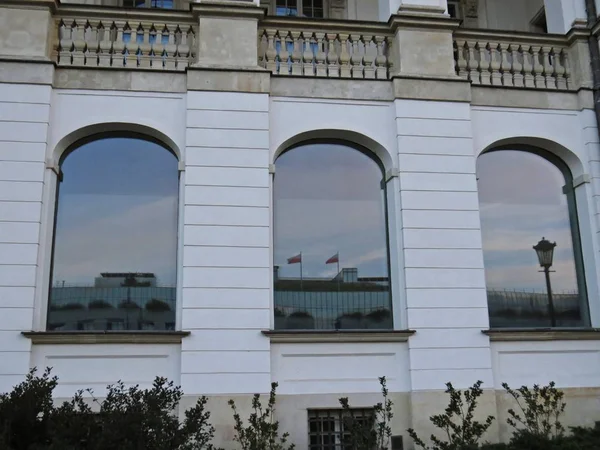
xmin=1 ymin=0 xmax=600 ymax=447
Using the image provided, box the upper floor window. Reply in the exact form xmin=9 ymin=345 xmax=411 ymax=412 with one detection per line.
xmin=47 ymin=137 xmax=179 ymax=331
xmin=273 ymin=142 xmax=392 ymax=330
xmin=477 ymin=149 xmax=588 ymax=328
xmin=273 ymin=0 xmax=325 ymax=18
xmin=123 ymin=0 xmax=174 ymax=8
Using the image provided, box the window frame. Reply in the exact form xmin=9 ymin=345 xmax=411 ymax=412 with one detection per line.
xmin=479 ymin=145 xmax=591 ymax=328
xmin=121 ymin=0 xmax=180 ymax=9
xmin=308 ymin=408 xmax=375 ymax=450
xmin=45 ymin=132 xmax=181 ymax=332
xmin=269 ymin=0 xmax=329 ymax=18
xmin=272 ymin=139 xmax=396 ymax=331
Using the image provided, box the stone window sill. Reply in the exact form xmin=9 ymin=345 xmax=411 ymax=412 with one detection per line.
xmin=483 ymin=328 xmax=600 ymax=342
xmin=262 ymin=329 xmax=415 ymax=343
xmin=22 ymin=331 xmax=190 ymax=345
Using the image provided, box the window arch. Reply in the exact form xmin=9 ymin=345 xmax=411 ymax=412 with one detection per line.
xmin=273 ymin=141 xmax=393 ymax=330
xmin=477 ymin=147 xmax=589 ymax=328
xmin=47 ymin=135 xmax=179 ymax=331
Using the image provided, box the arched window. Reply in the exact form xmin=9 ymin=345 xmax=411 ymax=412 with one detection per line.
xmin=477 ymin=149 xmax=588 ymax=328
xmin=48 ymin=136 xmax=179 ymax=331
xmin=273 ymin=142 xmax=392 ymax=330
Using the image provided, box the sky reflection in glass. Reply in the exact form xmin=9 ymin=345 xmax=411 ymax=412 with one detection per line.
xmin=51 ymin=138 xmax=179 ymax=288
xmin=477 ymin=150 xmax=585 ymax=327
xmin=273 ymin=143 xmax=392 ymax=330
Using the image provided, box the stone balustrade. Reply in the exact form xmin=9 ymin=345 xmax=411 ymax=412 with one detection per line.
xmin=258 ymin=18 xmax=392 ymax=79
xmin=454 ymin=30 xmax=572 ymax=90
xmin=55 ymin=8 xmax=197 ymax=70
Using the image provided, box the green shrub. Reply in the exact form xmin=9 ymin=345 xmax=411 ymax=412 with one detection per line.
xmin=339 ymin=376 xmax=393 ymax=450
xmin=0 ymin=368 xmax=220 ymax=450
xmin=228 ymin=382 xmax=294 ymax=450
xmin=502 ymin=381 xmax=566 ymax=440
xmin=407 ymin=380 xmax=494 ymax=450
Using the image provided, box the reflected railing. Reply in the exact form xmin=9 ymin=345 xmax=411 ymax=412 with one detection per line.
xmin=274 ymin=277 xmax=392 ymax=330
xmin=487 ymin=288 xmax=583 ymax=328
xmin=48 ymin=285 xmax=176 ymax=331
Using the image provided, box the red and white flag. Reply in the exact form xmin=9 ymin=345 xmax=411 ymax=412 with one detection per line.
xmin=325 ymin=253 xmax=339 ymax=264
xmin=287 ymin=253 xmax=302 ymax=264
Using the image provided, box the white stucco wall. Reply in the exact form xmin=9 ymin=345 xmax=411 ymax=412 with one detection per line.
xmin=0 ymin=83 xmax=49 ymax=393
xmin=1 ymin=81 xmax=600 ymax=399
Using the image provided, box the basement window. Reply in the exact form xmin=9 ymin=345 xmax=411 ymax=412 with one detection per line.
xmin=308 ymin=409 xmax=374 ymax=450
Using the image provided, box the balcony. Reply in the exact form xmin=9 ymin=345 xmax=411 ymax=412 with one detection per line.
xmin=1 ymin=0 xmax=593 ymax=95
xmin=55 ymin=6 xmax=197 ymax=70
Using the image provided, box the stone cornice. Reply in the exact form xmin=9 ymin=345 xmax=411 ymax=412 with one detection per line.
xmin=0 ymin=0 xmax=59 ymax=11
xmin=390 ymin=13 xmax=461 ymax=32
xmin=454 ymin=28 xmax=569 ymax=46
xmin=483 ymin=328 xmax=600 ymax=342
xmin=192 ymin=1 xmax=266 ymax=20
xmin=56 ymin=4 xmax=196 ymax=24
xmin=261 ymin=329 xmax=415 ymax=343
xmin=22 ymin=331 xmax=190 ymax=345
xmin=259 ymin=16 xmax=392 ymax=37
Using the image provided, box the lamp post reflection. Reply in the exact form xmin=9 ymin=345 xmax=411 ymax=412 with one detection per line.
xmin=533 ymin=237 xmax=557 ymax=327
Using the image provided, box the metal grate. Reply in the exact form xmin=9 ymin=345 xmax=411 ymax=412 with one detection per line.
xmin=308 ymin=409 xmax=374 ymax=450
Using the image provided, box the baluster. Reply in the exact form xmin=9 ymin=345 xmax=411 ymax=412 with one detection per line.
xmin=97 ymin=22 xmax=111 ymax=67
xmin=522 ymin=45 xmax=535 ymax=88
xmin=466 ymin=40 xmax=479 ymax=83
xmin=302 ymin=31 xmax=316 ymax=76
xmin=290 ymin=31 xmax=303 ymax=76
xmin=263 ymin=29 xmax=278 ymax=74
xmin=71 ymin=20 xmax=86 ymax=66
xmin=455 ymin=40 xmax=468 ymax=79
xmin=337 ymin=33 xmax=351 ymax=78
xmin=374 ymin=36 xmax=388 ymax=80
xmin=326 ymin=33 xmax=340 ymax=78
xmin=174 ymin=25 xmax=184 ymax=70
xmin=563 ymin=50 xmax=572 ymax=90
xmin=189 ymin=27 xmax=197 ymax=67
xmin=349 ymin=35 xmax=361 ymax=79
xmin=58 ymin=20 xmax=74 ymax=66
xmin=178 ymin=26 xmax=192 ymax=70
xmin=137 ymin=24 xmax=150 ymax=68
xmin=315 ymin=32 xmax=327 ymax=77
xmin=362 ymin=35 xmax=375 ymax=79
xmin=554 ymin=48 xmax=568 ymax=90
xmin=164 ymin=26 xmax=177 ymax=70
xmin=148 ymin=25 xmax=158 ymax=69
xmin=278 ymin=31 xmax=291 ymax=75
xmin=499 ymin=43 xmax=511 ymax=86
xmin=531 ymin=46 xmax=544 ymax=87
xmin=510 ymin=44 xmax=523 ymax=87
xmin=477 ymin=42 xmax=491 ymax=85
xmin=489 ymin=42 xmax=502 ymax=86
xmin=543 ymin=46 xmax=556 ymax=89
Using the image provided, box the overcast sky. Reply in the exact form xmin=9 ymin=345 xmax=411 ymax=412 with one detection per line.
xmin=274 ymin=143 xmax=389 ymax=280
xmin=477 ymin=150 xmax=579 ymax=294
xmin=52 ymin=138 xmax=179 ymax=287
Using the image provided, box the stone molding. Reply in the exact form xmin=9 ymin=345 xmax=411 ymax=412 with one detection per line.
xmin=22 ymin=331 xmax=191 ymax=345
xmin=187 ymin=66 xmax=270 ymax=92
xmin=262 ymin=329 xmax=415 ymax=343
xmin=393 ymin=75 xmax=471 ymax=102
xmin=471 ymin=86 xmax=585 ymax=110
xmin=483 ymin=328 xmax=600 ymax=342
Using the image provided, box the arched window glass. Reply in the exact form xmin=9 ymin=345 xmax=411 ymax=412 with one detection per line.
xmin=48 ymin=137 xmax=179 ymax=331
xmin=477 ymin=149 xmax=588 ymax=328
xmin=273 ymin=142 xmax=392 ymax=330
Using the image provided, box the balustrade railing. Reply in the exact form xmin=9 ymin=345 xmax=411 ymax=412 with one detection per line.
xmin=55 ymin=9 xmax=196 ymax=70
xmin=258 ymin=18 xmax=392 ymax=79
xmin=454 ymin=30 xmax=572 ymax=90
